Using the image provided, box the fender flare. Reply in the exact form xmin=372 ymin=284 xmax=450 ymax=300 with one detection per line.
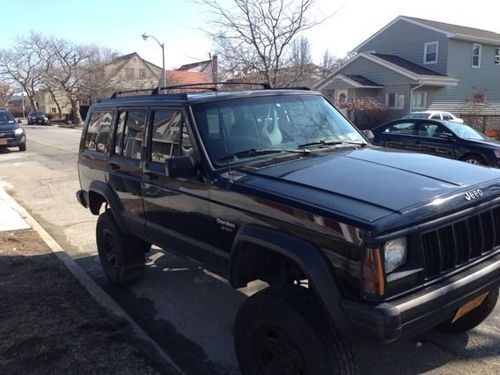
xmin=88 ymin=181 xmax=127 ymax=230
xmin=229 ymin=225 xmax=352 ymax=337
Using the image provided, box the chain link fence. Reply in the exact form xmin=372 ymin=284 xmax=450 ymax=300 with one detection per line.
xmin=460 ymin=115 xmax=500 ymax=139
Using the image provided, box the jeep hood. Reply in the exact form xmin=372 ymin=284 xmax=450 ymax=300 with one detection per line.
xmin=237 ymin=147 xmax=500 ymax=225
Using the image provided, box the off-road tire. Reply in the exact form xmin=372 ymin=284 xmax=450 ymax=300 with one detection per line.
xmin=234 ymin=285 xmax=358 ymax=375
xmin=96 ymin=211 xmax=149 ymax=286
xmin=436 ymin=288 xmax=498 ymax=334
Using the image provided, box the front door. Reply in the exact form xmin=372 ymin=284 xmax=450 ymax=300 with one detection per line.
xmin=142 ymin=108 xmax=217 ymax=267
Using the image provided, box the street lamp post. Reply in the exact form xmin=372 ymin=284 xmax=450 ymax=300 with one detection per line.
xmin=141 ymin=33 xmax=165 ymax=89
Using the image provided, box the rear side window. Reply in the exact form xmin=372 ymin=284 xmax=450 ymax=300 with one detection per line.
xmin=114 ymin=109 xmax=147 ymax=160
xmin=84 ymin=111 xmax=113 ymax=152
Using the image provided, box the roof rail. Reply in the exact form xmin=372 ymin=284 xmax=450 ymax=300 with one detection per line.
xmin=110 ymin=88 xmax=158 ymax=98
xmin=109 ymin=81 xmax=276 ymax=99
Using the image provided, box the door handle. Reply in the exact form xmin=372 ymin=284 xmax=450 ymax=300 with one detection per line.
xmin=109 ymin=163 xmax=120 ymax=171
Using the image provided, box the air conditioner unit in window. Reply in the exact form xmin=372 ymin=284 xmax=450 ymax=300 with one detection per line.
xmin=495 ymin=55 xmax=500 ymax=64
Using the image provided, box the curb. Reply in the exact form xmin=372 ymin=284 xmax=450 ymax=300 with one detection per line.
xmin=0 ymin=187 xmax=184 ymax=375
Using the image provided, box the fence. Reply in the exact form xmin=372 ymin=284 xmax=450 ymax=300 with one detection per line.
xmin=460 ymin=115 xmax=500 ymax=138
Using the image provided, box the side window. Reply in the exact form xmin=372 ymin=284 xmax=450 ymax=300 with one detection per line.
xmin=442 ymin=114 xmax=452 ymax=120
xmin=150 ymin=110 xmax=192 ymax=164
xmin=431 ymin=113 xmax=441 ymax=120
xmin=84 ymin=111 xmax=113 ymax=153
xmin=419 ymin=123 xmax=446 ymax=138
xmin=114 ymin=109 xmax=147 ymax=160
xmin=383 ymin=122 xmax=415 ymax=135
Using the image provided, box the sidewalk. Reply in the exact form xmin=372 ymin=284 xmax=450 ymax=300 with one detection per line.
xmin=0 ymin=189 xmax=160 ymax=374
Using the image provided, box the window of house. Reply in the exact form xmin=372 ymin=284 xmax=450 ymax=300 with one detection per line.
xmin=495 ymin=48 xmax=500 ymax=65
xmin=411 ymin=91 xmax=427 ymax=109
xmin=472 ymin=44 xmax=482 ymax=68
xmin=114 ymin=109 xmax=147 ymax=160
xmin=84 ymin=111 xmax=113 ymax=153
xmin=386 ymin=93 xmax=405 ymax=109
xmin=424 ymin=42 xmax=438 ymax=64
xmin=126 ymin=68 xmax=135 ymax=80
xmin=139 ymin=69 xmax=147 ymax=79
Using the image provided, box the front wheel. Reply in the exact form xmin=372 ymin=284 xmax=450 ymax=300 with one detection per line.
xmin=461 ymin=155 xmax=485 ymax=165
xmin=435 ymin=288 xmax=498 ymax=334
xmin=19 ymin=143 xmax=26 ymax=152
xmin=234 ymin=285 xmax=358 ymax=375
xmin=96 ymin=211 xmax=149 ymax=286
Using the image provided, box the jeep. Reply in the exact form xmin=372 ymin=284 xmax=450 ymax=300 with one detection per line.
xmin=77 ymin=84 xmax=500 ymax=374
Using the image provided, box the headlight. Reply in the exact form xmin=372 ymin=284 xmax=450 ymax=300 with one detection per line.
xmin=384 ymin=237 xmax=407 ymax=273
xmin=494 ymin=150 xmax=500 ymax=158
xmin=14 ymin=128 xmax=24 ymax=136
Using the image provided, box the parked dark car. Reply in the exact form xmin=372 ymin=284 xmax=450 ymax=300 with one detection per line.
xmin=372 ymin=118 xmax=500 ymax=166
xmin=77 ymin=85 xmax=500 ymax=374
xmin=0 ymin=109 xmax=26 ymax=152
xmin=27 ymin=110 xmax=49 ymax=125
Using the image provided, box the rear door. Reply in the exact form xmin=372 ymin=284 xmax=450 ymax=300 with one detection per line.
xmin=377 ymin=121 xmax=420 ymax=151
xmin=107 ymin=108 xmax=148 ymax=236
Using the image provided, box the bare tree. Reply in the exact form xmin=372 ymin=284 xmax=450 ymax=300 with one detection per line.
xmin=0 ymin=81 xmax=14 ymax=107
xmin=320 ymin=49 xmax=338 ymax=78
xmin=202 ymin=0 xmax=323 ymax=87
xmin=0 ymin=33 xmax=45 ymax=109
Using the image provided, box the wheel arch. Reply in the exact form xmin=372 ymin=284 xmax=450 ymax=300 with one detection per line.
xmin=88 ymin=180 xmax=126 ymax=230
xmin=229 ymin=224 xmax=351 ymax=336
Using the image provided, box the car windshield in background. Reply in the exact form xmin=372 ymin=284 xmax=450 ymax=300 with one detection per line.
xmin=192 ymin=95 xmax=366 ymax=166
xmin=0 ymin=111 xmax=16 ymax=124
xmin=446 ymin=122 xmax=486 ymax=140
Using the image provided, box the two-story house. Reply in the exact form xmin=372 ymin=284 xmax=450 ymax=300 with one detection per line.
xmin=315 ymin=16 xmax=500 ymax=124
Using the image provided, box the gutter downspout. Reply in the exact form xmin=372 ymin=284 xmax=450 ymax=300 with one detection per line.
xmin=409 ymin=83 xmax=425 ymax=114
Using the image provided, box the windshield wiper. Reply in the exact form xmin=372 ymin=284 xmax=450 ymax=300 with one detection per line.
xmin=219 ymin=148 xmax=310 ymax=162
xmin=297 ymin=139 xmax=367 ymax=148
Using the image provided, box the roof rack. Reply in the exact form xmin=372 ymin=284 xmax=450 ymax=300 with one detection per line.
xmin=108 ymin=81 xmax=308 ymax=99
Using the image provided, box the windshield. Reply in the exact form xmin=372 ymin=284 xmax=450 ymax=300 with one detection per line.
xmin=192 ymin=94 xmax=366 ymax=166
xmin=445 ymin=122 xmax=486 ymax=140
xmin=0 ymin=111 xmax=16 ymax=125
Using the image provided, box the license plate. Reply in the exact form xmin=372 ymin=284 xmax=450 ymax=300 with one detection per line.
xmin=452 ymin=292 xmax=489 ymax=323
xmin=0 ymin=139 xmax=7 ymax=145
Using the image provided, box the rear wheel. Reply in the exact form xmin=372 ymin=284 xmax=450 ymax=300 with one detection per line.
xmin=435 ymin=288 xmax=498 ymax=334
xmin=234 ymin=285 xmax=358 ymax=375
xmin=96 ymin=211 xmax=150 ymax=285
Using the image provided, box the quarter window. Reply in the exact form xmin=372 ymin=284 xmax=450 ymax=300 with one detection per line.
xmin=424 ymin=42 xmax=438 ymax=64
xmin=472 ymin=44 xmax=481 ymax=68
xmin=84 ymin=111 xmax=113 ymax=153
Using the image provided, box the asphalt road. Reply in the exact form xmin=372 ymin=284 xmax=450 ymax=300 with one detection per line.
xmin=0 ymin=124 xmax=499 ymax=374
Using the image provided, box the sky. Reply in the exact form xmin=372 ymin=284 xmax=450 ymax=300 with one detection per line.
xmin=0 ymin=0 xmax=499 ymax=69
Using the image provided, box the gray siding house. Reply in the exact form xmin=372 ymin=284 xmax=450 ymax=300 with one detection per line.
xmin=315 ymin=16 xmax=500 ymax=124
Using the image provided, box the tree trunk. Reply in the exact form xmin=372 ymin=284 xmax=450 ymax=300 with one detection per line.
xmin=70 ymin=97 xmax=83 ymax=125
xmin=47 ymin=88 xmax=63 ymax=119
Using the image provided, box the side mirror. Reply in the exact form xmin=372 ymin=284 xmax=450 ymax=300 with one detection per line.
xmin=165 ymin=155 xmax=197 ymax=178
xmin=362 ymin=129 xmax=375 ymax=143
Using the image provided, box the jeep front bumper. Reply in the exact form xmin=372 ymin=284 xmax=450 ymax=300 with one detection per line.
xmin=342 ymin=252 xmax=500 ymax=343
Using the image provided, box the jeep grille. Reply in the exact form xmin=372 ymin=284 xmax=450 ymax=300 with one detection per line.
xmin=421 ymin=207 xmax=500 ymax=278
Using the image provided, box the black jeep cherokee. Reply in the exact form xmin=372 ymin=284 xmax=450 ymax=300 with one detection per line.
xmin=77 ymin=86 xmax=500 ymax=374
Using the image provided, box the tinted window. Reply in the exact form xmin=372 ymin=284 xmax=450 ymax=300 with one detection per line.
xmin=0 ymin=111 xmax=15 ymax=124
xmin=115 ymin=109 xmax=147 ymax=160
xmin=383 ymin=122 xmax=415 ymax=134
xmin=150 ymin=110 xmax=183 ymax=163
xmin=418 ymin=122 xmax=447 ymax=138
xmin=84 ymin=111 xmax=113 ymax=152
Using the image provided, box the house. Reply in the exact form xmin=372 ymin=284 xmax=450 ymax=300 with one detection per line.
xmin=35 ymin=89 xmax=72 ymax=119
xmin=314 ymin=16 xmax=500 ymax=125
xmin=104 ymin=52 xmax=163 ymax=91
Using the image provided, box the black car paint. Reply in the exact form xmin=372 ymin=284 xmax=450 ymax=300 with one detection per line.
xmin=77 ymin=90 xmax=500 ymax=343
xmin=372 ymin=118 xmax=500 ymax=167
